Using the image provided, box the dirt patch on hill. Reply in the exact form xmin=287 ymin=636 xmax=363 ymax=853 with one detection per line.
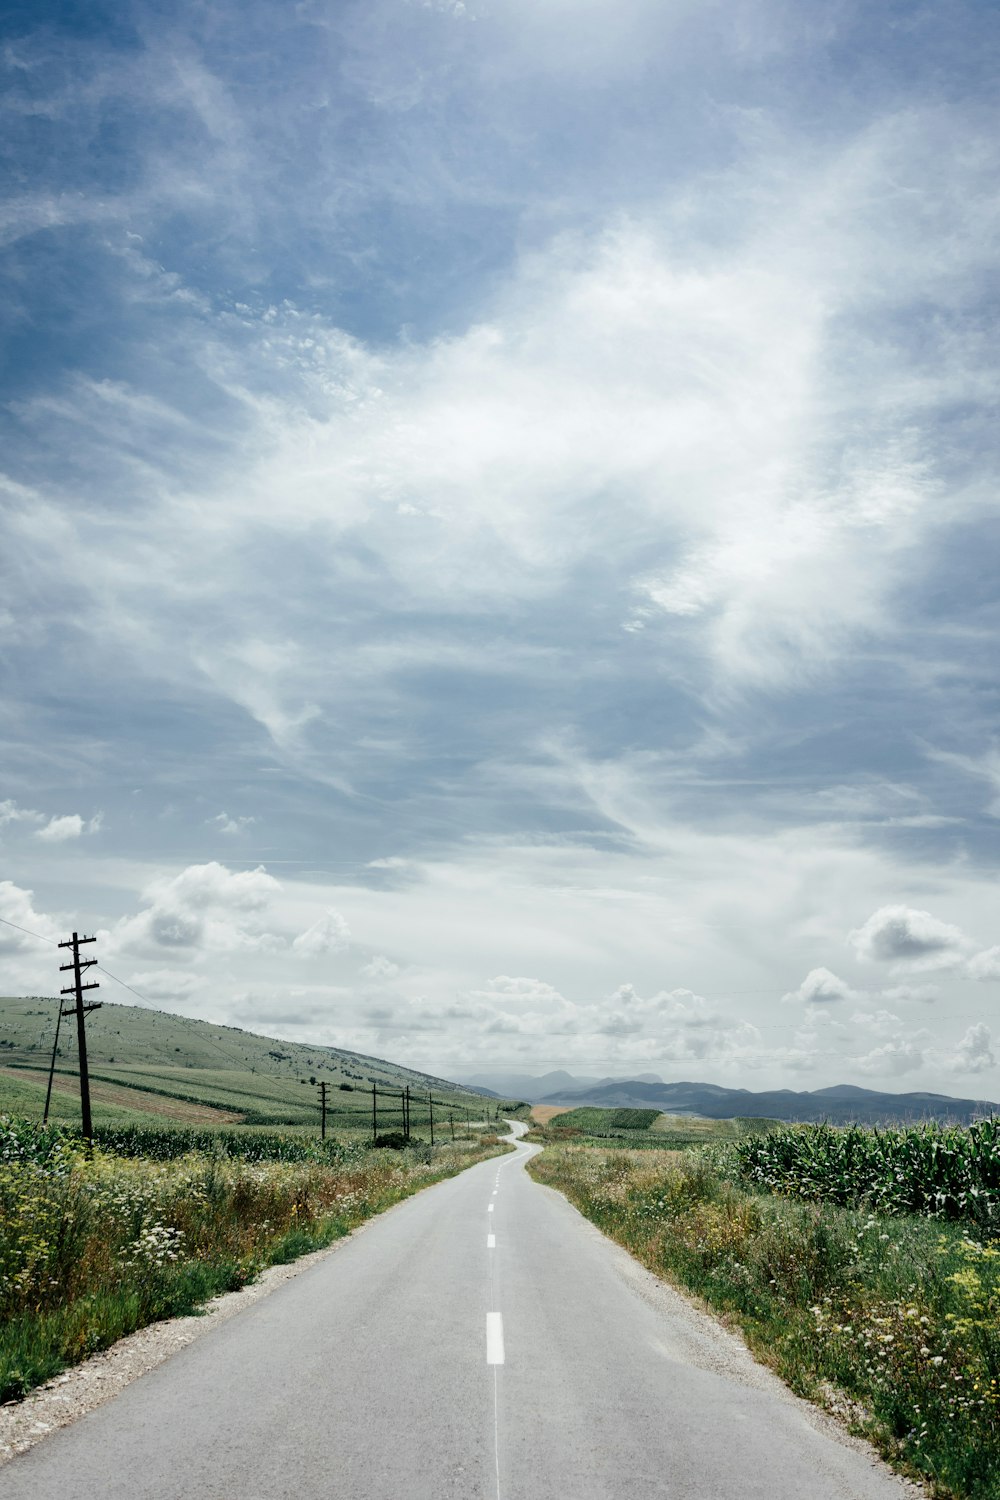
xmin=530 ymin=1104 xmax=575 ymax=1125
xmin=0 ymin=1067 xmax=243 ymax=1124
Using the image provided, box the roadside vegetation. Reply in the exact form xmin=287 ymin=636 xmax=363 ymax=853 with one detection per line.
xmin=735 ymin=1120 xmax=1000 ymax=1229
xmin=529 ymin=1131 xmax=1000 ymax=1500
xmin=0 ymin=1114 xmax=511 ymax=1404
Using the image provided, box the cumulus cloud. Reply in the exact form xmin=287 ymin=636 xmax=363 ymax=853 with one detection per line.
xmin=0 ymin=880 xmax=61 ymax=950
xmin=950 ymin=1023 xmax=995 ymax=1076
xmin=111 ymin=862 xmax=283 ymax=958
xmin=856 ymin=1038 xmax=926 ymax=1077
xmin=35 ymin=812 xmax=102 ymax=843
xmin=966 ymin=948 xmax=1000 ymax=981
xmin=292 ymin=908 xmax=351 ymax=957
xmin=782 ymin=967 xmax=857 ymax=1005
xmin=849 ymin=905 xmax=968 ymax=970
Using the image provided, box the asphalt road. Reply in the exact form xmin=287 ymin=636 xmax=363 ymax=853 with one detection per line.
xmin=0 ymin=1125 xmax=913 ymax=1500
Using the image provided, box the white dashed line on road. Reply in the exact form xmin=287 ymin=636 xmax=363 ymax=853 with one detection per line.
xmin=487 ymin=1233 xmax=496 ymax=1248
xmin=486 ymin=1313 xmax=505 ymax=1365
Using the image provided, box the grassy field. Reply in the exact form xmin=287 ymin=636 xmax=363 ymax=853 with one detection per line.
xmin=0 ymin=995 xmax=516 ymax=1134
xmin=1 ymin=995 xmax=465 ymax=1090
xmin=529 ymin=1104 xmax=780 ymax=1149
xmin=529 ymin=1139 xmax=1000 ymax=1500
xmin=0 ymin=1114 xmax=511 ymax=1402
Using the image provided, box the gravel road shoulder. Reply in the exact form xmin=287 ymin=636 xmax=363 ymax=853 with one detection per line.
xmin=0 ymin=1219 xmax=379 ymax=1467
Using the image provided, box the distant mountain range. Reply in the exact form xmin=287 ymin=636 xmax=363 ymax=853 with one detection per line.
xmin=460 ymin=1069 xmax=997 ymax=1124
xmin=459 ymin=1068 xmax=664 ymax=1100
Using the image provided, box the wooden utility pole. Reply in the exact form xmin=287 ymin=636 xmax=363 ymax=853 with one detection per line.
xmin=404 ymin=1085 xmax=410 ymax=1139
xmin=318 ymin=1080 xmax=329 ymax=1140
xmin=42 ymin=993 xmax=65 ymax=1125
xmin=428 ymin=1090 xmax=434 ymax=1146
xmin=371 ymin=1082 xmax=378 ymax=1141
xmin=58 ymin=933 xmax=100 ymax=1142
xmin=449 ymin=1111 xmax=455 ymax=1141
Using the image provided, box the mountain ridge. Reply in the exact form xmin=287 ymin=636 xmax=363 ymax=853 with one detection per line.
xmin=539 ymin=1077 xmax=997 ymax=1125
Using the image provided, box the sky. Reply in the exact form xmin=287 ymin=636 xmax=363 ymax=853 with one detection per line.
xmin=1 ymin=0 xmax=999 ymax=1094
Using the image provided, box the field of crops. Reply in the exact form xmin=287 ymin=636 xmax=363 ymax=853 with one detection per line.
xmin=548 ymin=1106 xmax=661 ymax=1133
xmin=532 ymin=1107 xmax=779 ymax=1149
xmin=735 ymin=1120 xmax=1000 ymax=1227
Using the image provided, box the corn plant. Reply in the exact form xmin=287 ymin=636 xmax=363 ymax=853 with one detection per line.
xmin=734 ymin=1120 xmax=1000 ymax=1228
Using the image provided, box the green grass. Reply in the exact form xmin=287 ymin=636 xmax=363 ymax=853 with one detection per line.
xmin=534 ymin=1107 xmax=779 ymax=1149
xmin=0 ymin=1113 xmax=512 ymax=1401
xmin=529 ymin=1144 xmax=1000 ymax=1500
xmin=549 ymin=1106 xmax=661 ymax=1133
xmin=0 ymin=994 xmax=519 ymax=1134
xmin=0 ymin=994 xmax=506 ymax=1109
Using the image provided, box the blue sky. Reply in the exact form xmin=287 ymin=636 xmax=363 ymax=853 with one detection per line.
xmin=1 ymin=0 xmax=999 ymax=1091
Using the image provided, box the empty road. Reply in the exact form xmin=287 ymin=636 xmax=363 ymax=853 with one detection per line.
xmin=0 ymin=1126 xmax=913 ymax=1499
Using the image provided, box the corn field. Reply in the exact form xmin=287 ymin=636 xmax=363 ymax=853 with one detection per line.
xmin=734 ymin=1119 xmax=1000 ymax=1227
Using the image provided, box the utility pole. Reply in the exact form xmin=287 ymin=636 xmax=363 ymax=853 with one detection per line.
xmin=318 ymin=1080 xmax=328 ymax=1140
xmin=372 ymin=1082 xmax=378 ymax=1142
xmin=42 ymin=993 xmax=64 ymax=1125
xmin=449 ymin=1111 xmax=455 ymax=1141
xmin=58 ymin=933 xmax=100 ymax=1142
xmin=428 ymin=1090 xmax=434 ymax=1146
xmin=404 ymin=1085 xmax=410 ymax=1139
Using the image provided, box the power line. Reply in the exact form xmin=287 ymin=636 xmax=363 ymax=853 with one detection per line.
xmin=0 ymin=913 xmax=59 ymax=946
xmin=94 ymin=964 xmax=153 ymax=1005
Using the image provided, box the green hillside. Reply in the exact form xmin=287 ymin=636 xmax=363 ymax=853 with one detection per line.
xmin=551 ymin=1107 xmax=661 ymax=1133
xmin=537 ymin=1106 xmax=780 ymax=1148
xmin=0 ymin=995 xmax=504 ymax=1133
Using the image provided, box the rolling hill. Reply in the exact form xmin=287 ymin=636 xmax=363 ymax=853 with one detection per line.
xmin=0 ymin=995 xmax=505 ymax=1131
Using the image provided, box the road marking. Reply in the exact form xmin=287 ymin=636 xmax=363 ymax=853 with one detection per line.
xmin=486 ymin=1312 xmax=505 ymax=1365
xmin=487 ymin=1233 xmax=496 ymax=1248
xmin=493 ymin=1366 xmax=501 ymax=1500
xmin=492 ymin=1189 xmax=498 ymax=1196
xmin=488 ymin=1203 xmax=494 ymax=1213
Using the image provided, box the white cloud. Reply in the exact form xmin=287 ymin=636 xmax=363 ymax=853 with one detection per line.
xmin=111 ymin=861 xmax=283 ymax=958
xmin=0 ymin=880 xmax=61 ymax=951
xmin=209 ymin=811 xmax=255 ymax=836
xmin=950 ymin=1023 xmax=995 ymax=1076
xmin=35 ymin=812 xmax=102 ymax=843
xmin=0 ymin=799 xmax=43 ymax=831
xmin=292 ymin=908 xmax=351 ymax=957
xmin=849 ymin=905 xmax=968 ymax=970
xmin=782 ymin=966 xmax=857 ymax=1005
xmin=966 ymin=947 xmax=1000 ymax=981
xmin=360 ymin=955 xmax=400 ymax=979
xmin=856 ymin=1038 xmax=926 ymax=1077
